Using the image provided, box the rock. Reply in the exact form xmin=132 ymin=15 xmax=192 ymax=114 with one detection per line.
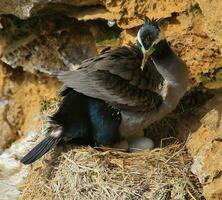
xmin=185 ymin=91 xmax=222 ymax=200
xmin=0 ymin=0 xmax=101 ymax=19
xmin=0 ymin=62 xmax=61 ymax=149
xmin=0 ymin=130 xmax=40 ymax=200
xmin=0 ymin=64 xmax=17 ymax=150
xmin=0 ymin=0 xmax=221 ymax=82
xmin=0 ymin=34 xmax=6 ymax=56
xmin=0 ymin=15 xmax=97 ymax=74
xmin=197 ymin=0 xmax=222 ymax=45
xmin=102 ymin=0 xmax=189 ymax=29
xmin=0 ymin=99 xmax=15 ymax=150
xmin=0 ymin=64 xmax=63 ymax=200
xmin=69 ymin=7 xmax=115 ymax=21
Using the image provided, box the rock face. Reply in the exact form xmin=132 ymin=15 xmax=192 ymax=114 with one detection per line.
xmin=0 ymin=63 xmax=61 ymax=199
xmin=0 ymin=0 xmax=221 ymax=199
xmin=0 ymin=131 xmax=37 ymax=200
xmin=197 ymin=0 xmax=222 ymax=45
xmin=186 ymin=91 xmax=222 ymax=200
xmin=0 ymin=0 xmax=221 ymax=81
xmin=0 ymin=15 xmax=97 ymax=74
xmin=0 ymin=99 xmax=12 ymax=150
xmin=0 ymin=0 xmax=101 ymax=19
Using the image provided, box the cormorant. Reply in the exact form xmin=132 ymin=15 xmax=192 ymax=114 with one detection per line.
xmin=21 ymin=18 xmax=189 ymax=164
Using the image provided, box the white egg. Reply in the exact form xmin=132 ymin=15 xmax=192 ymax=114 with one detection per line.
xmin=128 ymin=137 xmax=154 ymax=152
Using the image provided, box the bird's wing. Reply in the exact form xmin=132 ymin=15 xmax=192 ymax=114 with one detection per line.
xmin=58 ymin=45 xmax=163 ymax=111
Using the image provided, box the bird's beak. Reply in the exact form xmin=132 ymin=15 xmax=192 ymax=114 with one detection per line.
xmin=140 ymin=32 xmax=164 ymax=71
xmin=140 ymin=46 xmax=155 ymax=71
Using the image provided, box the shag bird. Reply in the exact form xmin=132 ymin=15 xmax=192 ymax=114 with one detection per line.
xmin=21 ymin=17 xmax=189 ymax=165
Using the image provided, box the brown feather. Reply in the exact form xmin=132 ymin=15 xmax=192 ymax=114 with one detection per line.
xmin=58 ymin=45 xmax=163 ymax=112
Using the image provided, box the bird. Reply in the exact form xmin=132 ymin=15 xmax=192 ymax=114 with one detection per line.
xmin=21 ymin=17 xmax=189 ymax=164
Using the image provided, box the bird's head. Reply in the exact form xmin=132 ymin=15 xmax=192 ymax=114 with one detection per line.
xmin=137 ymin=17 xmax=165 ymax=69
xmin=137 ymin=16 xmax=164 ymax=55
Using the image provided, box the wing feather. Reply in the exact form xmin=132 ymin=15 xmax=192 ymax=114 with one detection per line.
xmin=58 ymin=45 xmax=163 ymax=111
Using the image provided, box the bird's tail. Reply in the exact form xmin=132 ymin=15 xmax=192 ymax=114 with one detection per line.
xmin=21 ymin=136 xmax=61 ymax=165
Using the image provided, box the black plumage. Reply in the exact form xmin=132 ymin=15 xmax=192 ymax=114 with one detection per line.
xmin=50 ymin=89 xmax=91 ymax=143
xmin=88 ymin=98 xmax=121 ymax=145
xmin=21 ymin=136 xmax=60 ymax=164
xmin=21 ymin=88 xmax=122 ymax=164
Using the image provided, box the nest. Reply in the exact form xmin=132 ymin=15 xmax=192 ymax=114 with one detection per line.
xmin=19 ymin=90 xmax=209 ymax=199
xmin=19 ymin=144 xmax=205 ymax=200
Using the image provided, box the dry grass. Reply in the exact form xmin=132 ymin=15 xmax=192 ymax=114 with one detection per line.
xmin=19 ymin=90 xmax=207 ymax=200
xmin=19 ymin=144 xmax=205 ymax=200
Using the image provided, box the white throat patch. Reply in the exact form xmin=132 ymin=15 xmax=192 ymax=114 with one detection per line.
xmin=136 ymin=29 xmax=146 ymax=53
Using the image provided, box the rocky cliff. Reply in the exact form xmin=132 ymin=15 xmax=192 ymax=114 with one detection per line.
xmin=0 ymin=0 xmax=221 ymax=199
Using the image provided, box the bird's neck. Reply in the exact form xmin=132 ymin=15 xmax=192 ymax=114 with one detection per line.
xmin=151 ymin=40 xmax=188 ymax=87
xmin=151 ymin=40 xmax=172 ymax=60
xmin=151 ymin=39 xmax=189 ymax=105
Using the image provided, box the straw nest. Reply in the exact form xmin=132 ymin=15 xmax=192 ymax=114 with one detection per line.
xmin=19 ymin=144 xmax=205 ymax=200
xmin=19 ymin=91 xmax=208 ymax=200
